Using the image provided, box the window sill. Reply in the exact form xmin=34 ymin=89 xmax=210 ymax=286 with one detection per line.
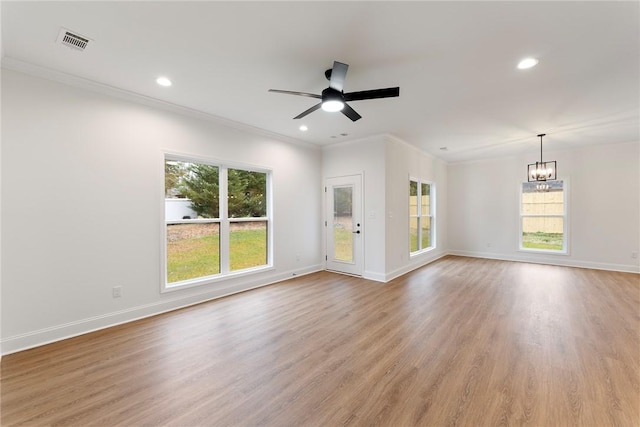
xmin=518 ymin=248 xmax=569 ymax=256
xmin=410 ymin=246 xmax=436 ymax=258
xmin=162 ymin=264 xmax=274 ymax=293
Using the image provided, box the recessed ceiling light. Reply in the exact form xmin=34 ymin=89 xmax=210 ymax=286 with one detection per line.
xmin=517 ymin=58 xmax=539 ymax=70
xmin=156 ymin=77 xmax=172 ymax=87
xmin=299 ymin=125 xmax=308 ymax=131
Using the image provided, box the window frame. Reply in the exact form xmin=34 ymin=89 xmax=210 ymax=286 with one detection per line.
xmin=409 ymin=177 xmax=436 ymax=256
xmin=518 ymin=178 xmax=569 ymax=255
xmin=162 ymin=153 xmax=273 ymax=292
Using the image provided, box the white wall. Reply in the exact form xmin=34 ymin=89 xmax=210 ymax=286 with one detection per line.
xmin=448 ymin=141 xmax=640 ymax=272
xmin=0 ymin=64 xmax=3 ymax=358
xmin=1 ymin=69 xmax=323 ymax=354
xmin=384 ymin=136 xmax=448 ymax=280
xmin=322 ymin=136 xmax=386 ymax=280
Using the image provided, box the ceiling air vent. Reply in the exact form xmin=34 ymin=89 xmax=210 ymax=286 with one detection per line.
xmin=57 ymin=28 xmax=91 ymax=51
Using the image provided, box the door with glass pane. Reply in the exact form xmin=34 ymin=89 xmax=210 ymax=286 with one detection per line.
xmin=325 ymin=175 xmax=363 ymax=276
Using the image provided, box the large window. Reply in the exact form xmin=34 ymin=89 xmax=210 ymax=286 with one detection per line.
xmin=164 ymin=156 xmax=270 ymax=288
xmin=410 ymin=179 xmax=435 ymax=254
xmin=520 ymin=180 xmax=567 ymax=253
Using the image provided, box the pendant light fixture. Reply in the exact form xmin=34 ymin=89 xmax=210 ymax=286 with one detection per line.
xmin=527 ymin=133 xmax=557 ymax=182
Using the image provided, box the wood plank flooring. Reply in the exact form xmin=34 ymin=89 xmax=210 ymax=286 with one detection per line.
xmin=2 ymin=256 xmax=639 ymax=426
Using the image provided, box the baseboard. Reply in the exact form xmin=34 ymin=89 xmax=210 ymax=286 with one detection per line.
xmin=384 ymin=251 xmax=449 ymax=282
xmin=1 ymin=265 xmax=322 ymax=356
xmin=447 ymin=250 xmax=640 ymax=274
xmin=363 ymin=271 xmax=386 ymax=282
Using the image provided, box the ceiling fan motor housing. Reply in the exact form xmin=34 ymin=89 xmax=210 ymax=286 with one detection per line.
xmin=322 ymin=87 xmax=344 ymax=103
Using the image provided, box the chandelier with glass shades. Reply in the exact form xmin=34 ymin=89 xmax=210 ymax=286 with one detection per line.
xmin=528 ymin=133 xmax=556 ymax=183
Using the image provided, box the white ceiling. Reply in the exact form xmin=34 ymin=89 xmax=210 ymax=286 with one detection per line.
xmin=2 ymin=1 xmax=638 ymax=163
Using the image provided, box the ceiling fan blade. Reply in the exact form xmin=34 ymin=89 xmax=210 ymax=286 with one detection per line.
xmin=344 ymin=87 xmax=400 ymax=102
xmin=341 ymin=103 xmax=362 ymax=122
xmin=268 ymin=89 xmax=321 ymax=99
xmin=294 ymin=103 xmax=322 ymax=119
xmin=328 ymin=61 xmax=349 ymax=92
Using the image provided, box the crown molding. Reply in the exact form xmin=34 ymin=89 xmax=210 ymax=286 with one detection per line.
xmin=321 ymin=132 xmax=449 ymax=164
xmin=1 ymin=56 xmax=318 ymax=151
xmin=383 ymin=133 xmax=448 ymax=165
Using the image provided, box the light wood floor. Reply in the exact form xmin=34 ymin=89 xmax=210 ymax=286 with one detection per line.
xmin=2 ymin=256 xmax=639 ymax=426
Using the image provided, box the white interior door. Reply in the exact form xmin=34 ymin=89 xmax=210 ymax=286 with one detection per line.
xmin=325 ymin=175 xmax=363 ymax=276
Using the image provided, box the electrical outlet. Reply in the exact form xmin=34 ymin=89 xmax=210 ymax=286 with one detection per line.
xmin=632 ymin=252 xmax=638 ymax=259
xmin=112 ymin=286 xmax=122 ymax=298
xmin=487 ymin=243 xmax=492 ymax=248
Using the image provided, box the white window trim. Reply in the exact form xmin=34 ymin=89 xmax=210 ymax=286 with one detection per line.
xmin=518 ymin=178 xmax=569 ymax=255
xmin=410 ymin=177 xmax=436 ymax=256
xmin=161 ymin=152 xmax=273 ymax=292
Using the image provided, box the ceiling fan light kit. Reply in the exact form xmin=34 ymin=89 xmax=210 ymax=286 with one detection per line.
xmin=269 ymin=61 xmax=400 ymax=122
xmin=320 ymin=88 xmax=345 ymax=112
xmin=321 ymin=101 xmax=344 ymax=112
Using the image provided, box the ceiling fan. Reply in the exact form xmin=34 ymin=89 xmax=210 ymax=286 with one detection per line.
xmin=268 ymin=61 xmax=400 ymax=122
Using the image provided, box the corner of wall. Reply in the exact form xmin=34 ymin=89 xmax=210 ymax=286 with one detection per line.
xmin=383 ymin=135 xmax=449 ymax=279
xmin=1 ymin=64 xmax=3 ymax=359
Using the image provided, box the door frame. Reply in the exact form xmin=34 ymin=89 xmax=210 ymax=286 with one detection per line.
xmin=324 ymin=174 xmax=364 ymax=276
